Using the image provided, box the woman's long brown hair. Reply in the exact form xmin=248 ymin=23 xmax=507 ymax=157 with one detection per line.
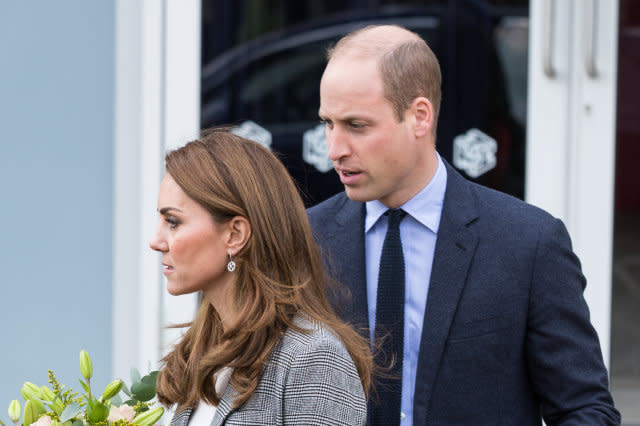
xmin=156 ymin=128 xmax=372 ymax=410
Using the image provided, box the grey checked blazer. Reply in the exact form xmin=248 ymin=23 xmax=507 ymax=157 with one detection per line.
xmin=170 ymin=316 xmax=367 ymax=426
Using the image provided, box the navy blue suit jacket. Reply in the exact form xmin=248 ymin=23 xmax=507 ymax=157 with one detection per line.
xmin=307 ymin=161 xmax=619 ymax=425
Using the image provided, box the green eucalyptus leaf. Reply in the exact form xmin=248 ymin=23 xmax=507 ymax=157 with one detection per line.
xmin=130 ymin=368 xmax=141 ymax=385
xmin=121 ymin=381 xmax=132 ymax=398
xmin=70 ymin=420 xmax=83 ymax=426
xmin=140 ymin=371 xmax=158 ymax=387
xmin=59 ymin=402 xmax=82 ymax=423
xmin=111 ymin=394 xmax=123 ymax=406
xmin=130 ymin=382 xmax=155 ymax=402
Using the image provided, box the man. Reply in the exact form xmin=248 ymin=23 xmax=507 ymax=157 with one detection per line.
xmin=308 ymin=25 xmax=619 ymax=425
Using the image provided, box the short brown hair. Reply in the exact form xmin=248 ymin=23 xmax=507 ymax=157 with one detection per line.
xmin=328 ymin=25 xmax=442 ymax=128
xmin=156 ymin=128 xmax=372 ymax=409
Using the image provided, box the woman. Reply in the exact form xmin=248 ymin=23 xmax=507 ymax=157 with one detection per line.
xmin=149 ymin=128 xmax=372 ymax=425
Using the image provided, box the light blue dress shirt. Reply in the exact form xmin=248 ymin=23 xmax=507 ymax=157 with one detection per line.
xmin=365 ymin=154 xmax=447 ymax=424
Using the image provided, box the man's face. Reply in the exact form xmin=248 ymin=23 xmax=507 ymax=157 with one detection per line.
xmin=319 ymin=56 xmax=427 ymax=208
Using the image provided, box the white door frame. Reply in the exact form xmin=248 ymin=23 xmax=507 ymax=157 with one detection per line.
xmin=112 ymin=0 xmax=201 ymax=380
xmin=526 ymin=0 xmax=619 ymax=366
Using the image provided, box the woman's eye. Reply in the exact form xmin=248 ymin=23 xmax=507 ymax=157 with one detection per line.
xmin=165 ymin=217 xmax=180 ymax=229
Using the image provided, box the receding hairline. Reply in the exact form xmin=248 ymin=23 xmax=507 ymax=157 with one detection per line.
xmin=327 ymin=24 xmax=425 ymax=62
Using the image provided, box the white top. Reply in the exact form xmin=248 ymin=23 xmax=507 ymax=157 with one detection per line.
xmin=187 ymin=367 xmax=233 ymax=426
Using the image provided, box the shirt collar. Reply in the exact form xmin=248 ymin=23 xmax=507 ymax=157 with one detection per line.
xmin=365 ymin=153 xmax=447 ymax=233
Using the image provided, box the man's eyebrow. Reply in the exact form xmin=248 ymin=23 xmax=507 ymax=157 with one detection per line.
xmin=318 ymin=113 xmax=365 ymax=123
xmin=158 ymin=207 xmax=181 ymax=215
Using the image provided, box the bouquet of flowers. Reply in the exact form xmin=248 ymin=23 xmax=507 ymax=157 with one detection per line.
xmin=3 ymin=351 xmax=164 ymax=426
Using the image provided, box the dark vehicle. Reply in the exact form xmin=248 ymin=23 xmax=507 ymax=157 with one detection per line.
xmin=201 ymin=1 xmax=529 ymax=206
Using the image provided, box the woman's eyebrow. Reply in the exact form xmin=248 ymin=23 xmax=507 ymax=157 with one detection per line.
xmin=158 ymin=206 xmax=182 ymax=215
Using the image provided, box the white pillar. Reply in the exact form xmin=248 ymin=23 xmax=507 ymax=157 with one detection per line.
xmin=112 ymin=0 xmax=201 ymax=380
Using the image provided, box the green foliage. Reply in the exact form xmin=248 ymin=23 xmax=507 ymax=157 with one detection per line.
xmin=131 ymin=401 xmax=149 ymax=416
xmin=5 ymin=351 xmax=162 ymax=426
xmin=132 ymin=407 xmax=163 ymax=426
xmin=85 ymin=398 xmax=109 ymax=424
xmin=127 ymin=371 xmax=158 ymax=404
xmin=79 ymin=351 xmax=93 ymax=381
xmin=59 ymin=402 xmax=82 ymax=423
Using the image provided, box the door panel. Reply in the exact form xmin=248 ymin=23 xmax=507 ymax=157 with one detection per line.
xmin=527 ymin=0 xmax=618 ymax=366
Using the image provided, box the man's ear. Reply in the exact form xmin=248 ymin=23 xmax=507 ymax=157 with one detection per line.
xmin=410 ymin=96 xmax=434 ymax=138
xmin=226 ymin=216 xmax=252 ymax=255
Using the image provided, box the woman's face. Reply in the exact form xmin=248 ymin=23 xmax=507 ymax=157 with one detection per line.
xmin=149 ymin=173 xmax=233 ymax=300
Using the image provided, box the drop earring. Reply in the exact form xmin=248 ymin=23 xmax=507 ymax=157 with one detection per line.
xmin=227 ymin=253 xmax=236 ymax=272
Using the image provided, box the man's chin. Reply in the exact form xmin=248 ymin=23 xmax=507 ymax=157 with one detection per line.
xmin=344 ymin=186 xmax=375 ymax=203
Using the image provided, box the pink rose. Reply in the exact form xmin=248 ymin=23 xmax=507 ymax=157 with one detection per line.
xmin=108 ymin=405 xmax=136 ymax=422
xmin=31 ymin=415 xmax=52 ymax=426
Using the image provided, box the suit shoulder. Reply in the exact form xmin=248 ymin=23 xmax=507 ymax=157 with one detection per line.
xmin=466 ymin=179 xmax=558 ymax=227
xmin=307 ymin=192 xmax=348 ymax=220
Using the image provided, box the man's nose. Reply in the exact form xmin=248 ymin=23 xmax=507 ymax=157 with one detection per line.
xmin=327 ymin=126 xmax=350 ymax=162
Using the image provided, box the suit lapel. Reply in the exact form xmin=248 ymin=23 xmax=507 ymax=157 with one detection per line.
xmin=332 ymin=198 xmax=369 ymax=331
xmin=412 ymin=163 xmax=479 ymax=424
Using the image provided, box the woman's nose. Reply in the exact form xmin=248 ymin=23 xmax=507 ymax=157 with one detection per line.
xmin=149 ymin=230 xmax=168 ymax=252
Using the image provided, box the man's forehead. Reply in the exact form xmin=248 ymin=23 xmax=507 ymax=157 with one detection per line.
xmin=321 ymin=56 xmax=381 ymax=89
xmin=326 ymin=52 xmax=376 ymax=69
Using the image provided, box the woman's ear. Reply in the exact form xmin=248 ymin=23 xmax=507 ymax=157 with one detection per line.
xmin=226 ymin=216 xmax=252 ymax=255
xmin=410 ymin=96 xmax=434 ymax=138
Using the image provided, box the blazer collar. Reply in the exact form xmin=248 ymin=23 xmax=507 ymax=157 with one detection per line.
xmin=170 ymin=407 xmax=192 ymax=426
xmin=168 ymin=383 xmax=240 ymax=426
xmin=211 ymin=384 xmax=239 ymax=425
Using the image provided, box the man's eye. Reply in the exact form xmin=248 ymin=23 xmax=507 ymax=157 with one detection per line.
xmin=320 ymin=119 xmax=333 ymax=129
xmin=349 ymin=122 xmax=365 ymax=129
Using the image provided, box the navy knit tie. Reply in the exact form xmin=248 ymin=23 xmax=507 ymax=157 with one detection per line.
xmin=371 ymin=208 xmax=407 ymax=426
